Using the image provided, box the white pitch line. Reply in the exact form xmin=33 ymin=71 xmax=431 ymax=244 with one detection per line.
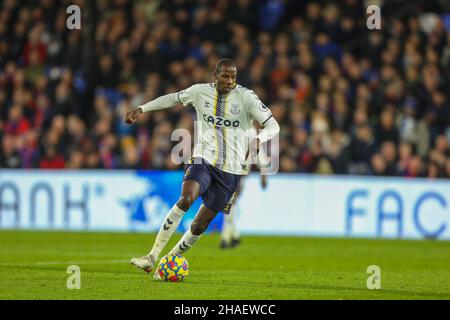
xmin=0 ymin=259 xmax=129 ymax=267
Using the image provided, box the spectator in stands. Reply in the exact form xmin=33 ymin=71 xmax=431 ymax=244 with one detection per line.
xmin=0 ymin=0 xmax=449 ymax=179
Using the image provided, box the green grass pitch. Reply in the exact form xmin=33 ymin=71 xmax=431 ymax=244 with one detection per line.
xmin=1 ymin=230 xmax=449 ymax=300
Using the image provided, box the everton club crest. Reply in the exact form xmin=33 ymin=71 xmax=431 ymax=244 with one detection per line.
xmin=230 ymin=104 xmax=241 ymax=115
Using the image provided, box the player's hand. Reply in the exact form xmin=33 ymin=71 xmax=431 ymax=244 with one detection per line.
xmin=125 ymin=108 xmax=142 ymax=125
xmin=245 ymin=138 xmax=260 ymax=161
xmin=261 ymin=175 xmax=267 ymax=190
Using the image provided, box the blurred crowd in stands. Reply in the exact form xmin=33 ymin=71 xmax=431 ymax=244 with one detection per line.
xmin=1 ymin=0 xmax=450 ymax=178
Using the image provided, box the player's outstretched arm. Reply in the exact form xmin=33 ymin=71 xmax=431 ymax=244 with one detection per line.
xmin=124 ymin=92 xmax=181 ymax=125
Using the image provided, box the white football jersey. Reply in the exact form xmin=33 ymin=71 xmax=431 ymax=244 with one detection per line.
xmin=177 ymin=83 xmax=273 ymax=175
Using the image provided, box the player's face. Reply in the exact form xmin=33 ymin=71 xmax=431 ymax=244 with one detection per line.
xmin=215 ymin=66 xmax=237 ymax=94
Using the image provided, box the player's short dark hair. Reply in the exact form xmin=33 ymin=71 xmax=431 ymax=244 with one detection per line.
xmin=214 ymin=58 xmax=237 ymax=75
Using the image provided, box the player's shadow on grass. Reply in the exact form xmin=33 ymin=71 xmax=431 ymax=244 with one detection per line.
xmin=5 ymin=266 xmax=449 ymax=299
xmin=0 ymin=265 xmax=139 ymax=275
xmin=182 ymin=279 xmax=450 ymax=299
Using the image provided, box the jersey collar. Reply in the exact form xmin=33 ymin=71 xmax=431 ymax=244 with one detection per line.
xmin=214 ymin=83 xmax=237 ymax=96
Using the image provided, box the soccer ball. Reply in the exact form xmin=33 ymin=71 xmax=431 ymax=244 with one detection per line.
xmin=157 ymin=253 xmax=189 ymax=282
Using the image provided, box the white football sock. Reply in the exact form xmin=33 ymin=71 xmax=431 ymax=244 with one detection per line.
xmin=170 ymin=228 xmax=201 ymax=255
xmin=231 ymin=204 xmax=240 ymax=240
xmin=232 ymin=223 xmax=240 ymax=240
xmin=149 ymin=205 xmax=185 ymax=260
xmin=221 ymin=210 xmax=235 ymax=243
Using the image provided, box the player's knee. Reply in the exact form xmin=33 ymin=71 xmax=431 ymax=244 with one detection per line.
xmin=190 ymin=220 xmax=207 ymax=235
xmin=176 ymin=195 xmax=193 ymax=211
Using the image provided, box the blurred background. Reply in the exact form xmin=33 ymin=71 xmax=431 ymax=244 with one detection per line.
xmin=1 ymin=0 xmax=449 ymax=177
xmin=2 ymin=1 xmax=450 ymax=300
xmin=0 ymin=0 xmax=450 ymax=238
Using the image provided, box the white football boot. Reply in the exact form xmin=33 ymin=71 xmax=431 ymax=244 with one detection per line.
xmin=153 ymin=268 xmax=162 ymax=280
xmin=153 ymin=258 xmax=163 ymax=280
xmin=130 ymin=254 xmax=155 ymax=273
